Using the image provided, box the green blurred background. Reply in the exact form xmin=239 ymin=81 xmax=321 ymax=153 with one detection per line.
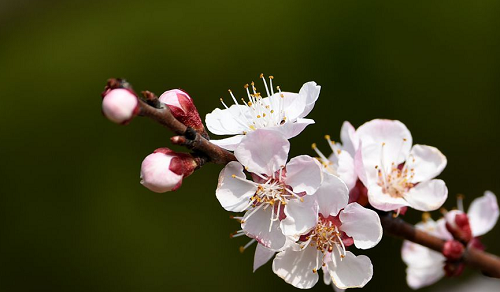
xmin=1 ymin=0 xmax=499 ymax=291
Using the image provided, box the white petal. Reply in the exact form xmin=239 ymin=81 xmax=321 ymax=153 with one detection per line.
xmin=209 ymin=135 xmax=244 ymax=151
xmin=468 ymin=191 xmax=499 ymax=237
xmin=215 ymin=161 xmax=256 ymax=212
xmin=268 ymin=92 xmax=304 ymax=122
xmin=339 ymin=203 xmax=382 ymax=249
xmin=272 ymin=245 xmax=322 ymax=289
xmin=205 ymin=105 xmax=250 ymax=135
xmin=401 ymin=241 xmax=445 ymax=289
xmin=329 ymin=251 xmax=373 ymax=289
xmin=367 ymin=184 xmax=409 ymax=212
xmin=235 ymin=129 xmax=290 ymax=175
xmin=315 ymin=172 xmax=349 ymax=217
xmin=281 ymin=196 xmax=318 ymax=236
xmin=405 ymin=179 xmax=448 ymax=211
xmin=354 ymin=144 xmax=368 ymax=187
xmin=242 ymin=206 xmax=286 ymax=251
xmin=406 ymin=144 xmax=447 ymax=183
xmin=357 ymin=119 xmax=412 ymax=181
xmin=274 ymin=118 xmax=315 ymax=139
xmin=253 ymin=243 xmax=275 ymax=272
xmin=297 ymin=81 xmax=321 ymax=119
xmin=340 ymin=121 xmax=359 ymax=156
xmin=336 ymin=151 xmax=357 ymax=190
xmin=285 ymin=155 xmax=323 ymax=194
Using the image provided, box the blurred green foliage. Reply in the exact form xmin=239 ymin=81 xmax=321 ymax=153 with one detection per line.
xmin=1 ymin=0 xmax=499 ymax=291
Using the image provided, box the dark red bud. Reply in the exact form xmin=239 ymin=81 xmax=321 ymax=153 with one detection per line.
xmin=442 ymin=240 xmax=464 ymax=260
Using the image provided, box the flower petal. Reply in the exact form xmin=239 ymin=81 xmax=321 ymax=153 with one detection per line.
xmin=272 ymin=245 xmax=322 ymax=289
xmin=209 ymin=135 xmax=244 ymax=151
xmin=357 ymin=119 xmax=412 ymax=181
xmin=340 ymin=121 xmax=359 ymax=156
xmin=337 ymin=151 xmax=357 ymax=191
xmin=367 ymin=184 xmax=409 ymax=212
xmin=402 ymin=240 xmax=445 ymax=289
xmin=253 ymin=243 xmax=275 ymax=272
xmin=235 ymin=129 xmax=290 ymax=175
xmin=205 ymin=105 xmax=250 ymax=135
xmin=281 ymin=195 xmax=318 ymax=236
xmin=406 ymin=144 xmax=447 ymax=183
xmin=285 ymin=155 xmax=323 ymax=194
xmin=297 ymin=81 xmax=321 ymax=119
xmin=468 ymin=191 xmax=499 ymax=237
xmin=329 ymin=251 xmax=373 ymax=289
xmin=274 ymin=118 xmax=315 ymax=139
xmin=242 ymin=206 xmax=286 ymax=251
xmin=404 ymin=179 xmax=448 ymax=211
xmin=339 ymin=203 xmax=382 ymax=249
xmin=215 ymin=161 xmax=256 ymax=212
xmin=315 ymin=172 xmax=349 ymax=217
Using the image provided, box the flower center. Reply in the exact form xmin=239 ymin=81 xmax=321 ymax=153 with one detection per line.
xmin=302 ymin=215 xmax=346 ymax=257
xmin=219 ymin=74 xmax=288 ymax=133
xmin=377 ymin=164 xmax=415 ymax=198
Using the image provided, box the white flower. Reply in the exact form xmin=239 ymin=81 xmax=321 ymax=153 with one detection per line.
xmin=216 ymin=129 xmax=323 ymax=251
xmin=356 ymin=119 xmax=448 ymax=212
xmin=402 ymin=191 xmax=499 ymax=289
xmin=273 ymin=171 xmax=383 ymax=289
xmin=206 ymin=74 xmax=320 ymax=150
xmin=312 ymin=121 xmax=360 ymax=190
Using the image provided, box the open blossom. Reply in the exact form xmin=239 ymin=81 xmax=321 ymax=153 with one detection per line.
xmin=402 ymin=191 xmax=499 ymax=289
xmin=356 ymin=119 xmax=448 ymax=212
xmin=216 ymin=129 xmax=323 ymax=251
xmin=206 ymin=74 xmax=320 ymax=150
xmin=312 ymin=121 xmax=360 ymax=190
xmin=273 ymin=171 xmax=383 ymax=289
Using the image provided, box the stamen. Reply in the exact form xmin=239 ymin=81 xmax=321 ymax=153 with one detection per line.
xmin=457 ymin=194 xmax=465 ymax=212
xmin=239 ymin=239 xmax=256 ymax=253
xmin=260 ymin=73 xmax=271 ymax=97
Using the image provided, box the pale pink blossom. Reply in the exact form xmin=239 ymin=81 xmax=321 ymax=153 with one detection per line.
xmin=273 ymin=171 xmax=382 ymax=289
xmin=402 ymin=191 xmax=498 ymax=289
xmin=206 ymin=75 xmax=320 ymax=150
xmin=216 ymin=129 xmax=323 ymax=251
xmin=356 ymin=119 xmax=448 ymax=212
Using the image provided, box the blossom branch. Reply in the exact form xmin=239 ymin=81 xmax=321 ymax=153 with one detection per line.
xmin=103 ymin=78 xmax=236 ymax=165
xmin=380 ymin=213 xmax=500 ymax=278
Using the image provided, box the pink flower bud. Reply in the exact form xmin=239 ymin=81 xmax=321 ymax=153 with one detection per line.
xmin=140 ymin=148 xmax=197 ymax=193
xmin=442 ymin=240 xmax=464 ymax=260
xmin=159 ymin=89 xmax=208 ymax=138
xmin=102 ymin=88 xmax=139 ymax=124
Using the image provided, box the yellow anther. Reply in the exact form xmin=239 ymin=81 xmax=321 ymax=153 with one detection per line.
xmin=269 ymin=76 xmax=274 ymax=79
xmin=312 ymin=143 xmax=317 ymax=149
xmin=270 ymin=110 xmax=274 ymax=113
xmin=260 ymin=73 xmax=264 ymax=78
xmin=312 ymin=269 xmax=317 ymax=274
xmin=422 ymin=212 xmax=431 ymax=222
xmin=231 ymin=174 xmax=236 ymax=178
xmin=239 ymin=246 xmax=245 ymax=253
xmin=257 ymin=115 xmax=261 ymax=118
xmin=244 ymin=84 xmax=249 ymax=89
xmin=324 ymin=135 xmax=331 ymax=140
xmin=263 ymin=113 xmax=266 ymax=117
xmin=228 ymin=89 xmax=232 ymax=92
xmin=300 ymin=198 xmax=304 ymax=202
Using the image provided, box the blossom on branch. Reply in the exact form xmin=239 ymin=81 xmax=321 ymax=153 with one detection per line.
xmin=402 ymin=191 xmax=499 ymax=289
xmin=273 ymin=171 xmax=383 ymax=289
xmin=102 ymin=88 xmax=139 ymax=124
xmin=216 ymin=129 xmax=323 ymax=251
xmin=356 ymin=119 xmax=448 ymax=212
xmin=206 ymin=74 xmax=320 ymax=150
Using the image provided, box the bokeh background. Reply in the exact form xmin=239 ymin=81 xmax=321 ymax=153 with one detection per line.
xmin=1 ymin=0 xmax=499 ymax=291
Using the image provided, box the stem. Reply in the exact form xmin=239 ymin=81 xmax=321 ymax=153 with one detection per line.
xmin=380 ymin=213 xmax=500 ymax=278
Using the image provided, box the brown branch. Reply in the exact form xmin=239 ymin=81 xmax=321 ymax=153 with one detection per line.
xmin=103 ymin=78 xmax=236 ymax=166
xmin=104 ymin=78 xmax=500 ymax=279
xmin=380 ymin=213 xmax=500 ymax=278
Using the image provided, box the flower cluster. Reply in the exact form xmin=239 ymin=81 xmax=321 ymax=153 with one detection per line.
xmin=101 ymin=74 xmax=499 ymax=290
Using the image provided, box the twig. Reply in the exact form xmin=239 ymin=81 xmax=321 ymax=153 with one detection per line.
xmin=380 ymin=213 xmax=500 ymax=278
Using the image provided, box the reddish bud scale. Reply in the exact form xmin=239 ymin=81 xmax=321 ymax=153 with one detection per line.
xmin=153 ymin=148 xmax=197 ymax=179
xmin=442 ymin=240 xmax=464 ymax=261
xmin=445 ymin=214 xmax=473 ymax=243
xmin=158 ymin=89 xmax=209 ymax=139
xmin=444 ymin=261 xmax=465 ymax=278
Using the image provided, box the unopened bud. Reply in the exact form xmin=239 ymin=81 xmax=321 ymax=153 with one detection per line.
xmin=445 ymin=211 xmax=472 ymax=242
xmin=140 ymin=148 xmax=197 ymax=193
xmin=102 ymin=88 xmax=139 ymax=124
xmin=442 ymin=240 xmax=464 ymax=260
xmin=159 ymin=89 xmax=208 ymax=138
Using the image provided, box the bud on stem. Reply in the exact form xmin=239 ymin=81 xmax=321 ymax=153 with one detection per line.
xmin=140 ymin=148 xmax=198 ymax=193
xmin=102 ymin=88 xmax=139 ymax=124
xmin=158 ymin=89 xmax=209 ymax=139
